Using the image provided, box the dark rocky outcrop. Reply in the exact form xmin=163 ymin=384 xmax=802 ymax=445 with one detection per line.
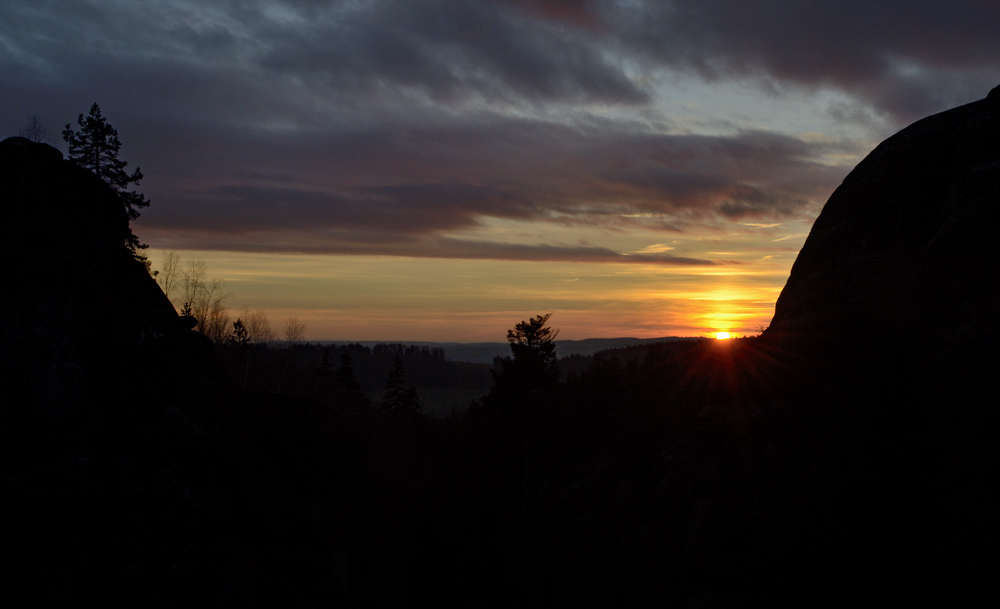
xmin=768 ymin=85 xmax=1000 ymax=352
xmin=1 ymin=137 xmax=186 ymax=415
xmin=0 ymin=137 xmax=358 ymax=607
xmin=755 ymin=88 xmax=1000 ymax=605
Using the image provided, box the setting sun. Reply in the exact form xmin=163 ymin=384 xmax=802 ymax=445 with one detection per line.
xmin=715 ymin=332 xmax=732 ymax=340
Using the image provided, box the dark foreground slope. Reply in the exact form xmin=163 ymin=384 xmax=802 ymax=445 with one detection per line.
xmin=0 ymin=137 xmax=359 ymax=607
xmin=755 ymin=87 xmax=1000 ymax=600
xmin=2 ymin=80 xmax=998 ymax=609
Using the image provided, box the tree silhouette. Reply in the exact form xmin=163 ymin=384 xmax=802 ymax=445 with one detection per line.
xmin=489 ymin=313 xmax=560 ymax=410
xmin=284 ymin=316 xmax=306 ymax=347
xmin=337 ymin=353 xmax=369 ymax=408
xmin=157 ymin=251 xmax=181 ymax=304
xmin=63 ymin=103 xmax=150 ymax=261
xmin=242 ymin=307 xmax=275 ymax=344
xmin=506 ymin=313 xmax=558 ymax=366
xmin=18 ymin=115 xmax=51 ymax=143
xmin=230 ymin=318 xmax=250 ymax=346
xmin=380 ymin=356 xmax=420 ymax=413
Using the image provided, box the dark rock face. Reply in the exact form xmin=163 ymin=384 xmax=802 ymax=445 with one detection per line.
xmin=758 ymin=90 xmax=1000 ymax=606
xmin=0 ymin=137 xmax=355 ymax=606
xmin=768 ymin=86 xmax=1000 ymax=350
xmin=2 ymin=136 xmax=127 ymax=257
xmin=0 ymin=137 xmax=182 ymax=413
xmin=0 ymin=137 xmax=177 ymax=320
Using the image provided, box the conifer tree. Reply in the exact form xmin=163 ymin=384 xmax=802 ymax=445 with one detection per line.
xmin=380 ymin=356 xmax=420 ymax=413
xmin=487 ymin=313 xmax=560 ymax=411
xmin=337 ymin=353 xmax=369 ymax=408
xmin=63 ymin=103 xmax=150 ymax=262
xmin=230 ymin=318 xmax=250 ymax=346
xmin=497 ymin=315 xmax=559 ymax=387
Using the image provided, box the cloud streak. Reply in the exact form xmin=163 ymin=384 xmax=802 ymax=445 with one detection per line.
xmin=142 ymin=228 xmax=720 ymax=264
xmin=141 ymin=120 xmax=853 ymax=248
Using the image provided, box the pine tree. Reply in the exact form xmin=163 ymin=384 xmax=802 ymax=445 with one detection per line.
xmin=230 ymin=318 xmax=250 ymax=346
xmin=487 ymin=313 xmax=560 ymax=411
xmin=380 ymin=356 xmax=420 ymax=413
xmin=337 ymin=353 xmax=369 ymax=408
xmin=63 ymin=103 xmax=151 ymax=263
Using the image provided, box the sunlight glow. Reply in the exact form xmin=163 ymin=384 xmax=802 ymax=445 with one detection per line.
xmin=147 ymin=248 xmax=782 ymax=341
xmin=715 ymin=332 xmax=732 ymax=340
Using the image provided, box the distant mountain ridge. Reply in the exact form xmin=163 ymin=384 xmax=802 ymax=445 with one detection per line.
xmin=316 ymin=336 xmax=698 ymax=364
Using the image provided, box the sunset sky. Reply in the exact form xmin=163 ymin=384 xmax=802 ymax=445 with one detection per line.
xmin=3 ymin=1 xmax=998 ymax=341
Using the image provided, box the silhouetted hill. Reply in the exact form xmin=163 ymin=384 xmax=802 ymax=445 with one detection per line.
xmin=751 ymin=86 xmax=1000 ymax=603
xmin=320 ymin=337 xmax=694 ymax=364
xmin=768 ymin=84 xmax=1000 ymax=352
xmin=0 ymin=137 xmax=357 ymax=606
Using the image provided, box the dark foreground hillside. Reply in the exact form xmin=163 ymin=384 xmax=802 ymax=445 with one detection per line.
xmin=0 ymin=136 xmax=360 ymax=606
xmin=2 ymin=87 xmax=998 ymax=608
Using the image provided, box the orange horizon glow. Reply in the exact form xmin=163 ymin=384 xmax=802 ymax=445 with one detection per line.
xmin=715 ymin=332 xmax=732 ymax=340
xmin=147 ymin=248 xmax=787 ymax=342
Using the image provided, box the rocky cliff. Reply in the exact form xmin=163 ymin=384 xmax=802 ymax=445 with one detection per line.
xmin=768 ymin=86 xmax=1000 ymax=352
xmin=755 ymin=89 xmax=1000 ymax=605
xmin=0 ymin=137 xmax=355 ymax=606
xmin=0 ymin=136 xmax=187 ymax=415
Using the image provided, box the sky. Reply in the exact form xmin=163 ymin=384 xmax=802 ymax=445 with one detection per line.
xmin=3 ymin=0 xmax=998 ymax=341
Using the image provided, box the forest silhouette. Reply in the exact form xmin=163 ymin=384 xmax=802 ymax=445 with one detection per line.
xmin=2 ymin=89 xmax=999 ymax=607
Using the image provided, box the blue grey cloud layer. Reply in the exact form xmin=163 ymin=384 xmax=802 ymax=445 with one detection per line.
xmin=2 ymin=0 xmax=996 ymax=261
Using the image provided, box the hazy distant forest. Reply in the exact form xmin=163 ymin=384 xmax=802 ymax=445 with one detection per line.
xmin=149 ymin=248 xmax=711 ymax=418
xmin=4 ymin=96 xmax=997 ymax=608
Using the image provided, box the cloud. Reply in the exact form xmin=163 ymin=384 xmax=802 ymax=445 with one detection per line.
xmin=632 ymin=243 xmax=675 ymax=254
xmin=251 ymin=0 xmax=651 ymax=107
xmin=139 ymin=119 xmax=851 ymax=251
xmin=436 ymin=238 xmax=717 ymax=264
xmin=142 ymin=227 xmax=720 ymax=265
xmin=3 ymin=0 xmax=996 ymax=264
xmin=500 ymin=0 xmax=606 ymax=29
xmin=4 ymin=0 xmax=997 ymax=127
xmin=607 ymin=0 xmax=1000 ymax=124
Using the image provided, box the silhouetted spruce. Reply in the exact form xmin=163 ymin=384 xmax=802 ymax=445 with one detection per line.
xmin=337 ymin=352 xmax=369 ymax=408
xmin=380 ymin=356 xmax=420 ymax=413
xmin=62 ymin=103 xmax=150 ymax=265
xmin=486 ymin=313 xmax=560 ymax=411
xmin=229 ymin=318 xmax=250 ymax=346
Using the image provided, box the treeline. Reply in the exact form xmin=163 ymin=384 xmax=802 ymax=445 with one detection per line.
xmin=214 ymin=340 xmax=494 ymax=417
xmin=329 ymin=315 xmax=724 ymax=607
xmin=213 ymin=320 xmax=697 ymax=421
xmin=557 ymin=339 xmax=705 ymax=379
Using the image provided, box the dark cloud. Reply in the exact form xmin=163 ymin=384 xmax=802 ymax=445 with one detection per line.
xmin=2 ymin=0 xmax=997 ymax=263
xmin=139 ymin=117 xmax=850 ymax=247
xmin=249 ymin=0 xmax=650 ymax=106
xmin=140 ymin=225 xmax=719 ymax=264
xmin=608 ymin=0 xmax=1000 ymax=124
xmin=4 ymin=0 xmax=997 ymax=125
xmin=433 ymin=238 xmax=717 ymax=264
xmin=498 ymin=0 xmax=606 ymax=30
